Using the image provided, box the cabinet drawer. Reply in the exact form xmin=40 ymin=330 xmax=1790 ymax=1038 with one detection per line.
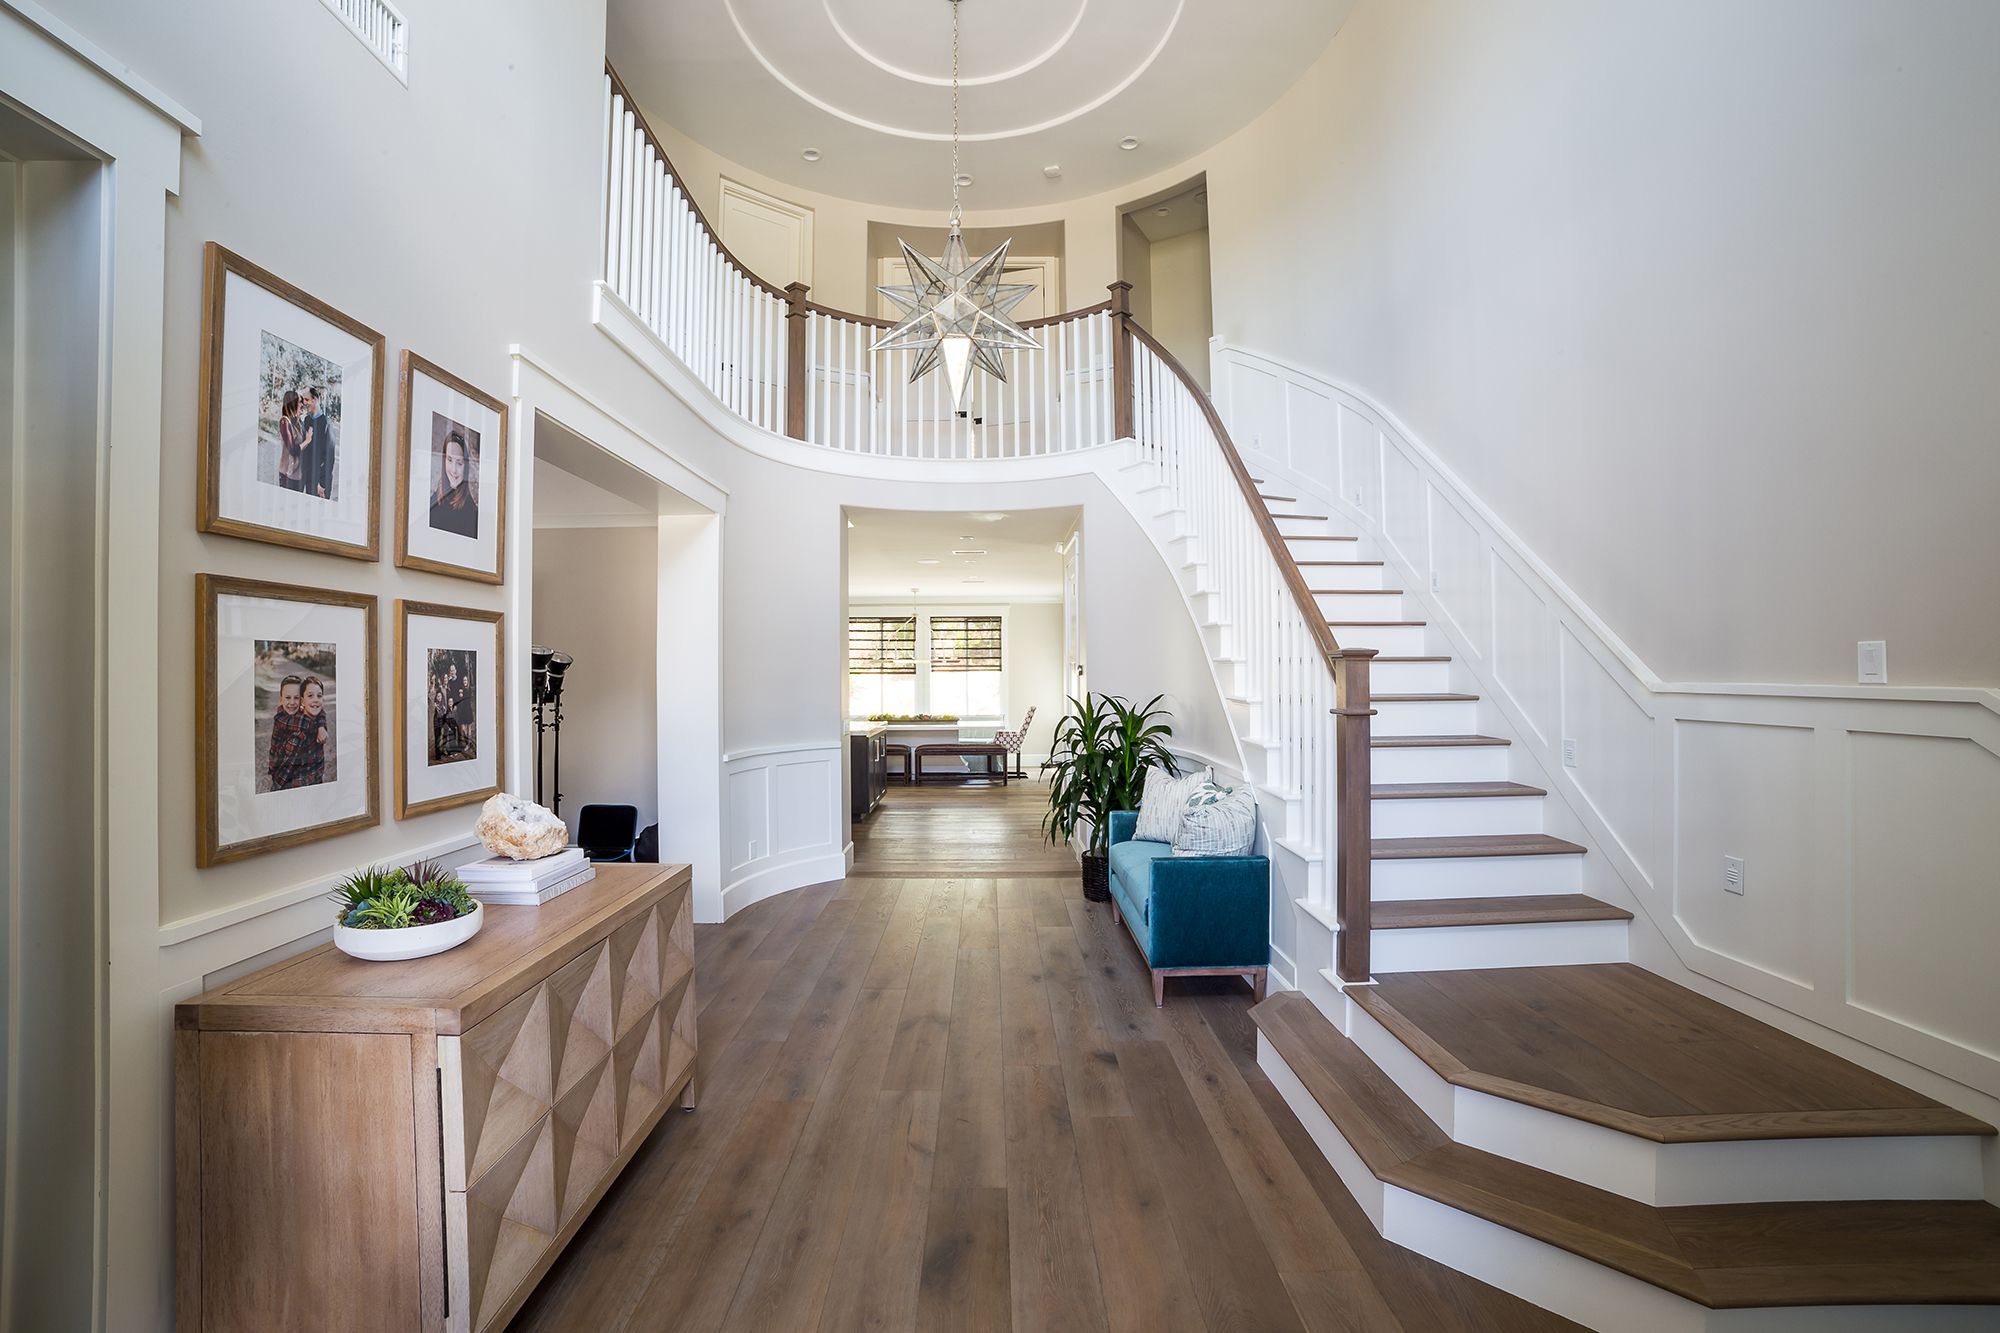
xmin=440 ymin=885 xmax=694 ymax=1191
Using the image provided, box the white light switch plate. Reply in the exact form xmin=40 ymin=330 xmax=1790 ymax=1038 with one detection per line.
xmin=1857 ymin=640 xmax=1888 ymax=684
xmin=1724 ymin=855 xmax=1745 ymax=895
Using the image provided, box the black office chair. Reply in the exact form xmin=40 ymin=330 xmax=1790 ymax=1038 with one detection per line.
xmin=575 ymin=804 xmax=639 ymax=862
xmin=634 ymin=823 xmax=660 ymax=864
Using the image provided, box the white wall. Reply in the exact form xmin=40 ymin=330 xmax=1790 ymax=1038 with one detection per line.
xmin=530 ymin=524 xmax=659 ymax=828
xmin=1148 ymin=228 xmax=1213 ymax=390
xmin=1201 ymin=0 xmax=2000 ymax=687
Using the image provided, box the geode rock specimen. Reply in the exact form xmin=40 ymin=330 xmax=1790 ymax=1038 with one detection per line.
xmin=473 ymin=793 xmax=569 ymax=860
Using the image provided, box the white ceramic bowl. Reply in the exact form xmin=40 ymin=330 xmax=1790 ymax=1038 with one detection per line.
xmin=334 ymin=900 xmax=483 ymax=962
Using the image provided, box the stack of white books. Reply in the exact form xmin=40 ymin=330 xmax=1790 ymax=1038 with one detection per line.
xmin=457 ymin=847 xmax=594 ymax=906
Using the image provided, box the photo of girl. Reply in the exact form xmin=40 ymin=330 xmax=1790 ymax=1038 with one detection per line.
xmin=427 ymin=417 xmax=479 ymax=538
xmin=253 ymin=641 xmax=338 ymax=793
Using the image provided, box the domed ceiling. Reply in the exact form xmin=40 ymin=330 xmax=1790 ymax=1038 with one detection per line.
xmin=607 ymin=0 xmax=1355 ymax=210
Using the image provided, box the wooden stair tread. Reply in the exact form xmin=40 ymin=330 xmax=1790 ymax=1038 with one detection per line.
xmin=1252 ymin=993 xmax=2000 ymax=1307
xmin=1350 ymin=965 xmax=1997 ymax=1143
xmin=1313 ymin=587 xmax=1405 ymax=595
xmin=1373 ymin=781 xmax=1547 ymax=799
xmin=1373 ymin=834 xmax=1584 ymax=859
xmin=1258 ymin=493 xmax=1298 ymax=502
xmin=1372 ymin=734 xmax=1510 ymax=748
xmin=1373 ymin=692 xmax=1478 ymax=702
xmin=1326 ymin=620 xmax=1427 ymax=628
xmin=1295 ymin=559 xmax=1385 ymax=567
xmin=1273 ymin=513 xmax=1332 ymax=521
xmin=1372 ymin=895 xmax=1633 ymax=930
xmin=1371 ymin=655 xmax=1452 ymax=662
xmin=1285 ymin=534 xmax=1360 ymax=541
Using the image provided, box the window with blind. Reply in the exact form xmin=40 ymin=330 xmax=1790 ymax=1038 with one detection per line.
xmin=848 ymin=615 xmax=919 ymax=717
xmin=847 ymin=612 xmax=1006 ymax=719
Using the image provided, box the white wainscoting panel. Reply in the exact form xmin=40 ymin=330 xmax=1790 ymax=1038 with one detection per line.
xmin=1212 ymin=337 xmax=2000 ymax=1111
xmin=723 ymin=742 xmax=846 ymax=918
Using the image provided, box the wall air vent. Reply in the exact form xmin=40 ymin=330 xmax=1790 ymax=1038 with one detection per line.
xmin=317 ymin=0 xmax=409 ymax=83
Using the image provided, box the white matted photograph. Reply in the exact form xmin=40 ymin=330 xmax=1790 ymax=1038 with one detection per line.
xmin=396 ymin=600 xmax=504 ymax=818
xmin=197 ymin=575 xmax=379 ymax=866
xmin=198 ymin=243 xmax=385 ymax=559
xmin=396 ymin=351 xmax=508 ymax=583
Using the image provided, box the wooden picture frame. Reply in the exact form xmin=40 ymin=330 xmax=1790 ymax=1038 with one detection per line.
xmin=197 ymin=574 xmax=381 ymax=866
xmin=395 ymin=350 xmax=509 ymax=584
xmin=396 ymin=600 xmax=506 ymax=819
xmin=197 ymin=242 xmax=385 ymax=560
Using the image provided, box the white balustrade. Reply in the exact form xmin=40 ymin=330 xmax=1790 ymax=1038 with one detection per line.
xmin=1131 ymin=338 xmax=1340 ymax=904
xmin=317 ymin=0 xmax=408 ymax=80
xmin=600 ymin=75 xmax=1116 ymax=456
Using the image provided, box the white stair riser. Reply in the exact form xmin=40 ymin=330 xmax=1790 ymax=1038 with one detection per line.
xmin=1370 ymin=918 xmax=1628 ymax=971
xmin=1371 ymin=698 xmax=1479 ymax=736
xmin=1371 ymin=795 xmax=1545 ymax=838
xmin=1337 ymin=997 xmax=1988 ymax=1206
xmin=1325 ymin=623 xmax=1428 ymax=655
xmin=1371 ymin=852 xmax=1583 ymax=899
xmin=1313 ymin=591 xmax=1406 ymax=620
xmin=1284 ymin=537 xmax=1360 ymax=559
xmin=1369 ymin=660 xmax=1454 ymax=693
xmin=1263 ymin=1036 xmax=1998 ymax=1333
xmin=1300 ymin=564 xmax=1387 ymax=591
xmin=1370 ymin=744 xmax=1512 ymax=784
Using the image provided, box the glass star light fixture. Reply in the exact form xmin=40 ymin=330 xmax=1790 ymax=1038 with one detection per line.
xmin=871 ymin=0 xmax=1039 ymax=414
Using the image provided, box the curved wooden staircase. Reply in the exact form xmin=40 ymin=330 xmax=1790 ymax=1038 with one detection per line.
xmin=1110 ymin=346 xmax=2000 ymax=1330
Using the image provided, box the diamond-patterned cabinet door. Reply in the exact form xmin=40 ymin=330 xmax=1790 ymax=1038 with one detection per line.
xmin=462 ymin=1115 xmax=557 ymax=1332
xmin=550 ymin=1056 xmax=619 ymax=1226
xmin=544 ymin=940 xmax=615 ymax=1098
xmin=449 ymin=981 xmax=555 ymax=1189
xmin=612 ymin=1000 xmax=664 ymax=1147
xmin=659 ymin=890 xmax=694 ymax=1000
xmin=607 ymin=910 xmax=660 ymax=1041
xmin=661 ymin=968 xmax=697 ymax=1101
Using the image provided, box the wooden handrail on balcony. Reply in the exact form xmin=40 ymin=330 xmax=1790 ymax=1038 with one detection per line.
xmin=1123 ymin=316 xmax=1377 ymax=983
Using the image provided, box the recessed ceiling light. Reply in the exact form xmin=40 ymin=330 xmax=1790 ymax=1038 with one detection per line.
xmin=1043 ymin=165 xmax=1062 ymax=180
xmin=952 ymin=549 xmax=987 ymax=556
xmin=916 ymin=558 xmax=940 ymax=565
xmin=1119 ymin=136 xmax=1141 ymax=151
xmin=958 ymin=534 xmax=975 ymax=541
xmin=1155 ymin=206 xmax=1171 ymax=216
xmin=962 ymin=577 xmax=985 ymax=584
xmin=956 ymin=173 xmax=974 ymax=187
xmin=801 ymin=148 xmax=822 ymax=162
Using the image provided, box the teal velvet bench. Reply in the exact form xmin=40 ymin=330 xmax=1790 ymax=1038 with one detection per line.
xmin=1107 ymin=810 xmax=1271 ymax=1006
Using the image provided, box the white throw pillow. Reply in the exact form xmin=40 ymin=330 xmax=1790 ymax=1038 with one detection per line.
xmin=1173 ymin=780 xmax=1258 ymax=856
xmin=1134 ymin=764 xmax=1208 ymax=844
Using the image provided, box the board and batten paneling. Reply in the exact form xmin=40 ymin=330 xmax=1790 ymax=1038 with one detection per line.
xmin=1213 ymin=338 xmax=2000 ymax=1106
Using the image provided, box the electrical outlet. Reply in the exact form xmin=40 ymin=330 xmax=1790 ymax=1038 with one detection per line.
xmin=1562 ymin=737 xmax=1578 ymax=769
xmin=1724 ymin=855 xmax=1746 ymax=895
xmin=1857 ymin=640 xmax=1888 ymax=684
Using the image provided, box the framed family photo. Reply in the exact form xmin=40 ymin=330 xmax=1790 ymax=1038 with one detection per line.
xmin=396 ymin=600 xmax=504 ymax=819
xmin=396 ymin=351 xmax=509 ymax=583
xmin=197 ymin=243 xmax=384 ymax=560
xmin=196 ymin=575 xmax=380 ymax=866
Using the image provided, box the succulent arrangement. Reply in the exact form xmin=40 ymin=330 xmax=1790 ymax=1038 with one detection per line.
xmin=332 ymin=858 xmax=478 ymax=930
xmin=865 ymin=712 xmax=960 ymax=723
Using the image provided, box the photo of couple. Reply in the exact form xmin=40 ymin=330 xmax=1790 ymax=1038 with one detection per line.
xmin=428 ymin=647 xmax=478 ymax=766
xmin=253 ymin=640 xmax=339 ymax=793
xmin=259 ymin=331 xmax=342 ymax=500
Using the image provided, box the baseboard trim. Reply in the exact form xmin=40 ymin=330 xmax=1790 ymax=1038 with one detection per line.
xmin=721 ymin=850 xmax=848 ymax=919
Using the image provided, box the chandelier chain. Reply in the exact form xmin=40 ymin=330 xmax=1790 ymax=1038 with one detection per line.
xmin=950 ymin=0 xmax=961 ymax=225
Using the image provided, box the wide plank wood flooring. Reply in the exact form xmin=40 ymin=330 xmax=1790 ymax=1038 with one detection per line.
xmin=514 ymin=780 xmax=1578 ymax=1332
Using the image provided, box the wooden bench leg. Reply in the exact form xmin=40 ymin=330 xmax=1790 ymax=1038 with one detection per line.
xmin=1250 ymin=969 xmax=1268 ymax=1001
xmin=1109 ymin=899 xmax=1120 ymax=926
xmin=1152 ymin=971 xmax=1166 ymax=1008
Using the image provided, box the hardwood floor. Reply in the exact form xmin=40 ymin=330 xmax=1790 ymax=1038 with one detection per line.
xmin=513 ymin=781 xmax=1577 ymax=1332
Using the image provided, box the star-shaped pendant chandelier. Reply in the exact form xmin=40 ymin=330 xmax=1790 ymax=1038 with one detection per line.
xmin=871 ymin=0 xmax=1039 ymax=414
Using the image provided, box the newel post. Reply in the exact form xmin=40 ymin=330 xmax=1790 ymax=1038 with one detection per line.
xmin=1333 ymin=648 xmax=1378 ymax=983
xmin=1107 ymin=280 xmax=1135 ymax=440
xmin=784 ymin=281 xmax=810 ymax=441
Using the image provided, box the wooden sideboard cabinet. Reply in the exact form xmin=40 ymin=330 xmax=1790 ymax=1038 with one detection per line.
xmin=175 ymin=864 xmax=697 ymax=1333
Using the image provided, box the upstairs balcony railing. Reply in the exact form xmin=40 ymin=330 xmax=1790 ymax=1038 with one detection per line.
xmin=601 ymin=66 xmax=1376 ymax=980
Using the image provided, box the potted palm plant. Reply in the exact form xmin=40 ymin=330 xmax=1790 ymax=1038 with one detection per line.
xmin=1041 ymin=692 xmax=1177 ymax=902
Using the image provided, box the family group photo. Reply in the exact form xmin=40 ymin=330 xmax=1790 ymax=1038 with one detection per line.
xmin=427 ymin=646 xmax=478 ymax=766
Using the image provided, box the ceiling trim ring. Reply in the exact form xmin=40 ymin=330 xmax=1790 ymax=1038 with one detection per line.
xmin=821 ymin=0 xmax=1090 ymax=88
xmin=722 ymin=0 xmax=1186 ymax=143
